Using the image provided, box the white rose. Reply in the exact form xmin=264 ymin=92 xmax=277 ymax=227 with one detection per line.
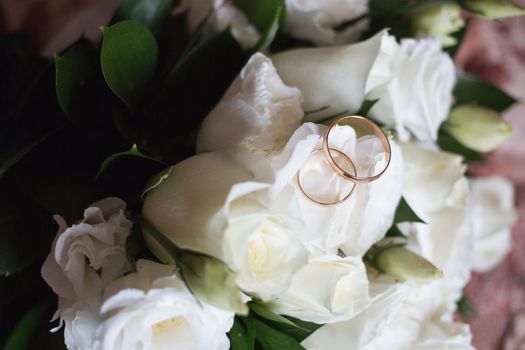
xmin=400 ymin=142 xmax=472 ymax=281
xmin=144 ymin=122 xmax=402 ymax=320
xmin=267 ymin=255 xmax=370 ymax=323
xmin=469 ymin=176 xmax=517 ymax=272
xmin=271 ymin=30 xmax=386 ymax=120
xmin=269 ymin=123 xmax=403 ymax=257
xmin=284 ymin=0 xmax=369 ymax=45
xmin=400 ymin=142 xmax=468 ymax=221
xmin=221 ymin=186 xmax=308 ymax=301
xmin=95 ymin=259 xmax=234 ymax=350
xmin=197 ymin=53 xmax=303 ymax=155
xmin=41 ymin=197 xmax=132 ymax=350
xmin=365 ymin=36 xmax=456 ymax=142
xmin=303 ymin=269 xmax=473 ymax=349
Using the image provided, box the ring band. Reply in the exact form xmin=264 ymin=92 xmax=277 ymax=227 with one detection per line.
xmin=297 ymin=148 xmax=356 ymax=206
xmin=322 ymin=116 xmax=391 ymax=184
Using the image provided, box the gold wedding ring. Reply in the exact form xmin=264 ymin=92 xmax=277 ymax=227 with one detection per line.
xmin=322 ymin=116 xmax=391 ymax=184
xmin=297 ymin=148 xmax=356 ymax=206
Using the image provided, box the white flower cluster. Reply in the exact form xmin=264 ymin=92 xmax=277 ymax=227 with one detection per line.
xmin=42 ymin=198 xmax=233 ymax=350
xmin=43 ymin=4 xmax=518 ymax=349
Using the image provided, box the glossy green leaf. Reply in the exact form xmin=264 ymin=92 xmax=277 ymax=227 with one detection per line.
xmin=113 ymin=0 xmax=176 ymax=31
xmin=55 ymin=41 xmax=112 ymax=124
xmin=0 ymin=178 xmax=55 ymax=276
xmin=244 ymin=318 xmax=257 ymax=349
xmin=454 ymin=74 xmax=516 ymax=112
xmin=253 ymin=319 xmax=306 ymax=350
xmin=263 ymin=316 xmax=322 ymax=343
xmin=356 ymin=98 xmax=379 ymax=117
xmin=234 ymin=0 xmax=284 ymax=51
xmin=229 ymin=318 xmax=251 ymax=350
xmin=141 ymin=29 xmax=245 ymax=161
xmin=101 ymin=20 xmax=159 ymax=110
xmin=249 ymin=301 xmax=302 ymax=329
xmin=96 ymin=145 xmax=165 ymax=179
xmin=385 ymin=224 xmax=406 ymax=238
xmin=141 ymin=166 xmax=173 ymax=199
xmin=437 ymin=128 xmax=482 ymax=162
xmin=3 ymin=304 xmax=47 ymax=350
xmin=393 ymin=197 xmax=425 ymax=224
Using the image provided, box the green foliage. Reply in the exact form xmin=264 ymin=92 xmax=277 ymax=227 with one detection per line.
xmin=394 ymin=197 xmax=425 ymax=224
xmin=252 ymin=319 xmax=306 ymax=350
xmin=0 ymin=177 xmax=55 ymax=276
xmin=3 ymin=304 xmax=47 ymax=350
xmin=101 ymin=20 xmax=159 ymax=110
xmin=55 ymin=41 xmax=113 ymax=125
xmin=113 ymin=0 xmax=177 ymax=31
xmin=454 ymin=74 xmax=516 ymax=112
xmin=229 ymin=318 xmax=251 ymax=350
xmin=456 ymin=294 xmax=475 ymax=318
xmin=234 ymin=0 xmax=285 ymax=51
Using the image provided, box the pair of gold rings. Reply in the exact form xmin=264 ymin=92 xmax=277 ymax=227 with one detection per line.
xmin=297 ymin=116 xmax=392 ymax=206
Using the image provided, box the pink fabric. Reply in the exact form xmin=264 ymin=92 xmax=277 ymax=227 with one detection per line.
xmin=455 ymin=13 xmax=525 ymax=350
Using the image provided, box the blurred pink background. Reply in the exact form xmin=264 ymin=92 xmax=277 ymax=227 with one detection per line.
xmin=2 ymin=2 xmax=525 ymax=348
xmin=456 ymin=13 xmax=525 ymax=350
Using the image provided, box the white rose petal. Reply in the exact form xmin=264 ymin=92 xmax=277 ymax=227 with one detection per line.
xmin=469 ymin=176 xmax=517 ymax=272
xmin=197 ymin=53 xmax=303 ymax=155
xmin=222 ymin=203 xmax=308 ymax=301
xmin=95 ymin=260 xmax=234 ymax=350
xmin=303 ymin=278 xmax=473 ymax=350
xmin=272 ymin=30 xmax=387 ymax=120
xmin=401 ymin=142 xmax=467 ymax=221
xmin=365 ymin=36 xmax=456 ymax=142
xmin=267 ymin=255 xmax=370 ymax=323
xmin=211 ymin=0 xmax=260 ymax=50
xmin=284 ymin=0 xmax=369 ymax=45
xmin=41 ymin=197 xmax=133 ymax=350
xmin=270 ymin=123 xmax=403 ymax=256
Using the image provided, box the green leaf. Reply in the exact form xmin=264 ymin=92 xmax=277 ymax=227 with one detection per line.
xmin=142 ymin=166 xmax=173 ymax=199
xmin=456 ymin=294 xmax=475 ymax=318
xmin=454 ymin=74 xmax=516 ymax=112
xmin=253 ymin=319 xmax=306 ymax=350
xmin=141 ymin=29 xmax=246 ymax=161
xmin=249 ymin=301 xmax=301 ymax=329
xmin=385 ymin=224 xmax=406 ymax=238
xmin=0 ymin=177 xmax=55 ymax=276
xmin=234 ymin=0 xmax=285 ymax=51
xmin=101 ymin=20 xmax=159 ymax=110
xmin=394 ymin=197 xmax=425 ymax=224
xmin=356 ymin=98 xmax=379 ymax=116
xmin=113 ymin=0 xmax=176 ymax=31
xmin=0 ymin=128 xmax=60 ymax=179
xmin=3 ymin=304 xmax=47 ymax=350
xmin=437 ymin=128 xmax=482 ymax=162
xmin=55 ymin=41 xmax=112 ymax=124
xmin=96 ymin=145 xmax=165 ymax=179
xmin=229 ymin=318 xmax=250 ymax=350
xmin=244 ymin=318 xmax=257 ymax=349
xmin=262 ymin=316 xmax=322 ymax=343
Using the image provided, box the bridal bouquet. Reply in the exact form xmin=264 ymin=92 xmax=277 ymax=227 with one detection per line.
xmin=2 ymin=0 xmax=524 ymax=349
